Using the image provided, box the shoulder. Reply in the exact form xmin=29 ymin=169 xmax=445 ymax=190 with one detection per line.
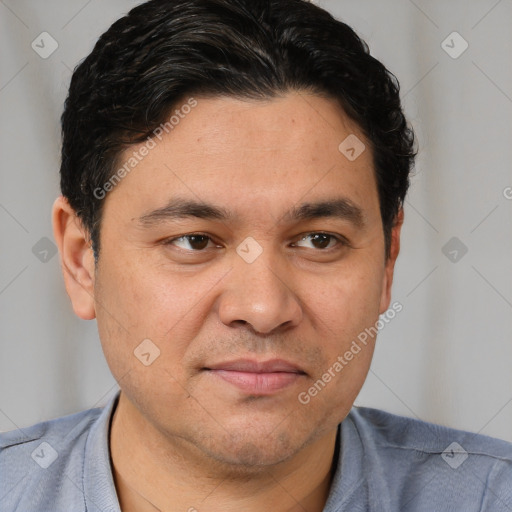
xmin=0 ymin=404 xmax=106 ymax=511
xmin=344 ymin=406 xmax=512 ymax=510
xmin=0 ymin=405 xmax=103 ymax=451
xmin=348 ymin=406 xmax=512 ymax=460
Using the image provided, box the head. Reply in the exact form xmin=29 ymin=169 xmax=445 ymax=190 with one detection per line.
xmin=53 ymin=0 xmax=415 ymax=468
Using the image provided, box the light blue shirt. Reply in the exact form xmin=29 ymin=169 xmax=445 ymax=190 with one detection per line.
xmin=1 ymin=392 xmax=512 ymax=511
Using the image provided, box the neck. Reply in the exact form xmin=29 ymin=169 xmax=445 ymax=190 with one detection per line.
xmin=109 ymin=392 xmax=339 ymax=512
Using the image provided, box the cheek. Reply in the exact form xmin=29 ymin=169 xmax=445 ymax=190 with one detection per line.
xmin=298 ymin=256 xmax=383 ymax=407
xmin=94 ymin=254 xmax=224 ymax=378
xmin=94 ymin=263 xmax=196 ymax=419
xmin=309 ymin=256 xmax=385 ymax=339
xmin=96 ymin=253 xmax=197 ymax=336
xmin=298 ymin=270 xmax=381 ymax=426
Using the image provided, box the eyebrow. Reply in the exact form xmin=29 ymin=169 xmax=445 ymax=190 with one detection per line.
xmin=137 ymin=197 xmax=365 ymax=228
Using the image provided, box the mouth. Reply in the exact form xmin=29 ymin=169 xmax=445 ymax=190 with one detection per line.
xmin=203 ymin=359 xmax=307 ymax=395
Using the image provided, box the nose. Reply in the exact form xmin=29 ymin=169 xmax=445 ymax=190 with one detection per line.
xmin=217 ymin=247 xmax=303 ymax=335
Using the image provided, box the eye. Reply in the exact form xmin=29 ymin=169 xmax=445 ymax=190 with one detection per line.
xmin=163 ymin=232 xmax=347 ymax=253
xmin=164 ymin=234 xmax=217 ymax=251
xmin=292 ymin=232 xmax=346 ymax=250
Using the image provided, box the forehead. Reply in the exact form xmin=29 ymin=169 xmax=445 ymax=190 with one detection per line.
xmin=104 ymin=93 xmax=379 ymax=225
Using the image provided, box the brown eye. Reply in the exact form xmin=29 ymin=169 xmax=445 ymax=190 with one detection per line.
xmin=294 ymin=233 xmax=342 ymax=250
xmin=166 ymin=234 xmax=213 ymax=251
xmin=309 ymin=233 xmax=332 ymax=249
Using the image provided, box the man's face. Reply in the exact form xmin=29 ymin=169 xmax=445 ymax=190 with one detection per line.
xmin=90 ymin=93 xmax=399 ymax=467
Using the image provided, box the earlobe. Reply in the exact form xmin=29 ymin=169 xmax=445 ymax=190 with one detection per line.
xmin=379 ymin=208 xmax=404 ymax=314
xmin=52 ymin=196 xmax=96 ymax=320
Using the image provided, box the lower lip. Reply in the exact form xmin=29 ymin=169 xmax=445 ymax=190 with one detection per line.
xmin=208 ymin=370 xmax=303 ymax=394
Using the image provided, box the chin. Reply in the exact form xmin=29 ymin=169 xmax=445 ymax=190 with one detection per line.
xmin=206 ymin=441 xmax=296 ymax=470
xmin=191 ymin=422 xmax=315 ymax=471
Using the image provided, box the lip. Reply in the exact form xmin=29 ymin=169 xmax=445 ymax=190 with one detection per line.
xmin=204 ymin=359 xmax=306 ymax=395
xmin=205 ymin=358 xmax=304 ymax=373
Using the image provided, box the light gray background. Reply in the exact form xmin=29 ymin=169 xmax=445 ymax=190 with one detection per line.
xmin=1 ymin=0 xmax=511 ymax=442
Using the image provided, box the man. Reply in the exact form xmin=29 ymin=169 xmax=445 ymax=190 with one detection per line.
xmin=1 ymin=0 xmax=511 ymax=510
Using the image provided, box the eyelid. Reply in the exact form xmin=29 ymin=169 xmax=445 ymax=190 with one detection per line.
xmin=291 ymin=232 xmax=350 ymax=250
xmin=162 ymin=233 xmax=219 ymax=249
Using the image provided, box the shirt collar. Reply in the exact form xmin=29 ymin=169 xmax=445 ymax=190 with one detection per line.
xmin=83 ymin=390 xmax=122 ymax=512
xmin=322 ymin=413 xmax=365 ymax=510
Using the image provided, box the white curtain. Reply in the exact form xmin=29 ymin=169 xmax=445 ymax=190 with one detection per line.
xmin=1 ymin=0 xmax=511 ymax=442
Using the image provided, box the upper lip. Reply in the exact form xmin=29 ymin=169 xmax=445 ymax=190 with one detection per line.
xmin=204 ymin=358 xmax=305 ymax=374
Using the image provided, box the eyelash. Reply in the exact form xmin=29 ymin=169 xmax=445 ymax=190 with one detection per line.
xmin=162 ymin=232 xmax=349 ymax=252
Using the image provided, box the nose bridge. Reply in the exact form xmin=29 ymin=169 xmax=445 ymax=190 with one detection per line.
xmin=218 ymin=241 xmax=302 ymax=334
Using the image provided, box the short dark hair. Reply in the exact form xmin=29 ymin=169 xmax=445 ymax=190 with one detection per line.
xmin=60 ymin=0 xmax=416 ymax=261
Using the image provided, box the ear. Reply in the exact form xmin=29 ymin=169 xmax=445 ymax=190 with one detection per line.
xmin=52 ymin=196 xmax=96 ymax=320
xmin=379 ymin=207 xmax=404 ymax=314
